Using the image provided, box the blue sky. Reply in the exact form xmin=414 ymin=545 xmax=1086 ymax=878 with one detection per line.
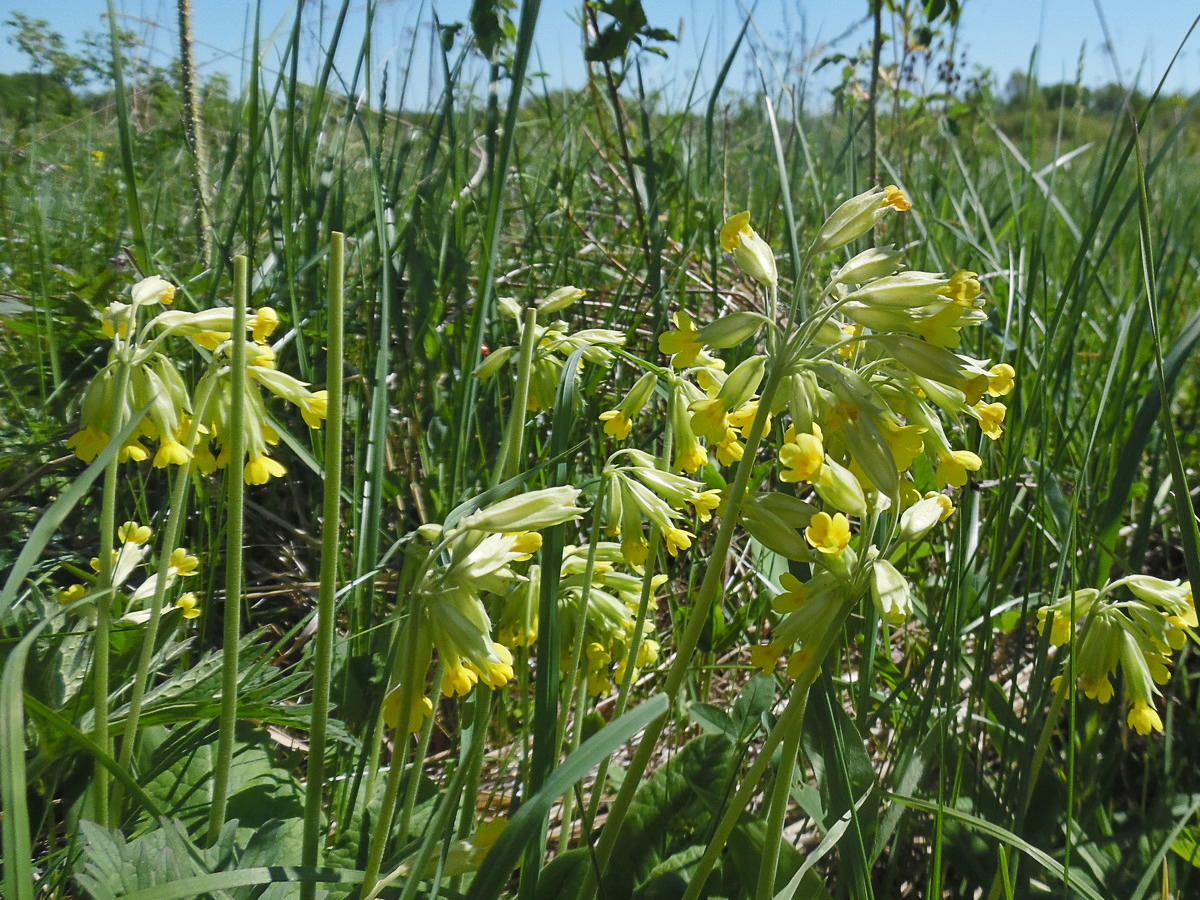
xmin=1 ymin=1 xmax=1198 ymax=104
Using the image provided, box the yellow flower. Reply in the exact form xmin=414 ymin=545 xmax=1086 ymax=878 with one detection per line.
xmin=245 ymin=453 xmax=287 ymax=484
xmin=935 ymin=270 xmax=981 ymax=305
xmin=749 ymin=643 xmax=779 ymax=675
xmin=442 ymin=660 xmax=479 ymax=697
xmin=153 ymin=437 xmax=193 ymax=468
xmin=664 ymin=526 xmax=694 ymax=557
xmin=987 ymin=363 xmax=1016 ymax=397
xmin=689 ymin=397 xmax=728 ymax=444
xmin=658 ymin=311 xmax=705 ymax=368
xmin=882 ymin=184 xmax=912 ymax=211
xmin=599 ymin=409 xmax=633 ymax=439
xmin=117 ymin=521 xmax=152 ymax=545
xmin=383 ymin=687 xmax=434 ymax=733
xmin=301 ymin=390 xmax=328 ymax=428
xmin=175 ymin=592 xmax=201 ymax=619
xmin=169 ymin=548 xmax=200 ymax=576
xmin=715 ymin=429 xmax=744 ymax=466
xmin=719 ymin=211 xmax=778 ymax=288
xmin=692 ymin=490 xmax=721 ymax=522
xmin=778 ymin=428 xmax=824 ymax=483
xmin=57 ymin=583 xmax=88 ymax=605
xmin=972 ymin=402 xmax=1006 ymax=440
xmin=250 ymin=307 xmax=279 ymax=343
xmin=804 ymin=511 xmax=851 ymax=554
xmin=67 ymin=427 xmax=109 ymax=462
xmin=118 ymin=439 xmax=151 ymax=463
xmin=771 ymin=572 xmax=809 ymax=613
xmin=1128 ymin=701 xmax=1163 ymax=736
xmin=935 ymin=450 xmax=982 ymax=488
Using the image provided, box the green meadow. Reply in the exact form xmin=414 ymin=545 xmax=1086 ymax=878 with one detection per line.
xmin=4 ymin=2 xmax=1200 ymax=897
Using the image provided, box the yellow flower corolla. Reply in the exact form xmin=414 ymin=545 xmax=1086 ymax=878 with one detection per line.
xmin=771 ymin=572 xmax=809 ymax=614
xmin=245 ymin=453 xmax=287 ymax=485
xmin=804 ymin=511 xmax=851 ymax=554
xmin=57 ymin=583 xmax=88 ymax=605
xmin=715 ymin=429 xmax=745 ymax=466
xmin=1079 ymin=674 xmax=1114 ymax=704
xmin=749 ymin=643 xmax=779 ymax=675
xmin=689 ymin=397 xmax=729 ymax=444
xmin=383 ymin=687 xmax=435 ymax=733
xmin=510 ymin=531 xmax=542 ymax=560
xmin=779 ymin=427 xmax=824 ymax=483
xmin=936 ymin=270 xmax=981 ymax=305
xmin=935 ymin=450 xmax=982 ymax=488
xmin=153 ymin=437 xmax=193 ymax=468
xmin=67 ymin=427 xmax=109 ymax=462
xmin=692 ymin=490 xmax=721 ymax=522
xmin=719 ymin=211 xmax=778 ymax=288
xmin=973 ymin=401 xmax=1006 ymax=440
xmin=250 ymin=307 xmax=279 ymax=343
xmin=119 ymin=439 xmax=151 ymax=463
xmin=169 ymin=548 xmax=200 ymax=576
xmin=664 ymin=526 xmax=694 ymax=557
xmin=599 ymin=410 xmax=633 ymax=439
xmin=118 ymin=521 xmax=152 ymax=545
xmin=987 ymin=363 xmax=1016 ymax=397
xmin=175 ymin=592 xmax=201 ymax=619
xmin=1128 ymin=701 xmax=1163 ymax=736
xmin=658 ymin=311 xmax=705 ymax=368
xmin=474 ymin=642 xmax=515 ymax=688
xmin=442 ymin=660 xmax=479 ymax=697
xmin=882 ymin=184 xmax=912 ymax=212
xmin=301 ymin=390 xmax=328 ymax=428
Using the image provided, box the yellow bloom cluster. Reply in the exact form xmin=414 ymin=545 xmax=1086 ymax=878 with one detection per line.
xmin=66 ymin=275 xmax=328 ymax=485
xmin=474 ymin=287 xmax=625 ymax=412
xmin=58 ymin=519 xmax=202 ymax=625
xmin=382 ymin=487 xmax=588 ymax=732
xmin=1038 ymin=575 xmax=1197 ymax=735
xmin=644 ymin=187 xmax=1016 ymax=675
xmin=601 ymin=448 xmax=721 ymax=567
xmin=496 ymin=543 xmax=664 ymax=696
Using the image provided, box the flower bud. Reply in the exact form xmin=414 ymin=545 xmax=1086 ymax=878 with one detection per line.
xmin=811 ymin=185 xmax=911 ymax=254
xmin=697 ymin=311 xmax=767 ymax=349
xmin=898 ymin=494 xmax=946 ymax=542
xmin=833 ymin=245 xmax=905 ymax=285
xmin=843 ymin=271 xmax=949 ymax=308
xmin=461 ymin=486 xmax=586 ymax=532
xmin=717 ymin=355 xmax=767 ymax=411
xmin=538 ymin=286 xmax=585 ymax=314
xmin=870 ymin=559 xmax=912 ymax=623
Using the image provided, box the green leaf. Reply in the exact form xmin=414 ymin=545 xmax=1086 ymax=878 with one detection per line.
xmin=888 ymin=792 xmax=1109 ymax=900
xmin=467 ymin=693 xmax=669 ymax=899
xmin=604 ymin=733 xmax=738 ymax=896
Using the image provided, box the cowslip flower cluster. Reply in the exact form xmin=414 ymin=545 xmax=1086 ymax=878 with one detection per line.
xmin=1038 ymin=575 xmax=1197 ymax=735
xmin=496 ymin=543 xmax=664 ymax=697
xmin=57 ymin=519 xmax=202 ymax=625
xmin=475 ymin=287 xmax=626 ymax=412
xmin=66 ymin=275 xmax=328 ymax=484
xmin=600 ymin=449 xmax=721 ymax=567
xmin=382 ymin=486 xmax=588 ymax=733
xmin=627 ymin=185 xmax=1014 ymax=675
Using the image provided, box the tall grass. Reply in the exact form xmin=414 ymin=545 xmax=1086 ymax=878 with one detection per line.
xmin=2 ymin=3 xmax=1200 ymax=898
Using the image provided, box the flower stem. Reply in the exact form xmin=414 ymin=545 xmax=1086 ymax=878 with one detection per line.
xmin=301 ymin=233 xmax=345 ymax=896
xmin=207 ymin=255 xmax=249 ymax=844
xmin=589 ymin=360 xmax=789 ymax=879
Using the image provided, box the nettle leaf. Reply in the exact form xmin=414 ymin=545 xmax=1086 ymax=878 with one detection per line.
xmin=603 ymin=733 xmax=738 ymax=896
xmin=137 ymin=722 xmax=304 ymax=833
xmin=73 ymin=818 xmax=240 ymax=899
